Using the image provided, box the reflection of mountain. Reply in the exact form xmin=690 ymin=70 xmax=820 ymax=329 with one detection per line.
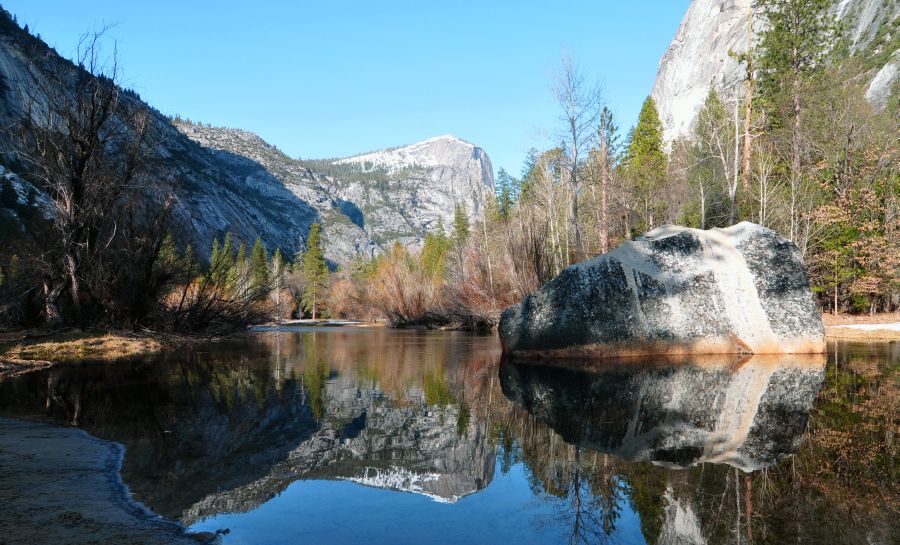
xmin=181 ymin=374 xmax=495 ymax=524
xmin=500 ymin=355 xmax=826 ymax=471
xmin=0 ymin=331 xmax=497 ymax=525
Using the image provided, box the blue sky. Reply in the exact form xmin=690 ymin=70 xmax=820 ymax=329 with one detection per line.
xmin=6 ymin=1 xmax=689 ymax=177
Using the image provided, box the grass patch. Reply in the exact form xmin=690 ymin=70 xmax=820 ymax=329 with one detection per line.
xmin=0 ymin=329 xmax=163 ymax=363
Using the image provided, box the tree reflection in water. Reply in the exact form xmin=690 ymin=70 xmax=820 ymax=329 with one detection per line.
xmin=0 ymin=330 xmax=895 ymax=545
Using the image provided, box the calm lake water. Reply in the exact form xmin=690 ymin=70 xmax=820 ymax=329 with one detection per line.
xmin=0 ymin=328 xmax=896 ymax=545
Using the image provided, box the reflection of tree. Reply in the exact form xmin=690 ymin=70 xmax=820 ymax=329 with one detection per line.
xmin=301 ymin=333 xmax=330 ymax=420
xmin=556 ymin=448 xmax=629 ymax=545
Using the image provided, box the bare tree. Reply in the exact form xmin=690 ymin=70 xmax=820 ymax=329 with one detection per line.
xmin=694 ymin=89 xmax=741 ymax=224
xmin=553 ymin=56 xmax=604 ymax=262
xmin=18 ymin=29 xmax=152 ymax=326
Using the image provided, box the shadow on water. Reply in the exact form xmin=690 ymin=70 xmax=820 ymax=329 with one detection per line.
xmin=0 ymin=331 xmax=895 ymax=545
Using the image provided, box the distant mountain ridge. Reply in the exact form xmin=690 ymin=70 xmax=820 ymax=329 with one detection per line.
xmin=651 ymin=0 xmax=900 ymax=143
xmin=176 ymin=121 xmax=495 ymax=253
xmin=0 ymin=9 xmax=495 ymax=263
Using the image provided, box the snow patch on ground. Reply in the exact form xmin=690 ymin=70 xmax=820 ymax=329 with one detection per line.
xmin=831 ymin=322 xmax=900 ymax=332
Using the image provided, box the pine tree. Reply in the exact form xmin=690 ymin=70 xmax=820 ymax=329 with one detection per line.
xmin=301 ymin=224 xmax=328 ymax=319
xmin=755 ymin=0 xmax=836 ymax=242
xmin=231 ymin=243 xmax=248 ymax=295
xmin=624 ymin=96 xmax=667 ymax=233
xmin=210 ymin=237 xmax=220 ymax=271
xmin=250 ymin=237 xmax=269 ymax=294
xmin=495 ymin=168 xmax=515 ymax=220
xmin=421 ymin=220 xmax=450 ymax=278
xmin=452 ymin=204 xmax=470 ymax=247
xmin=157 ymin=233 xmax=179 ymax=280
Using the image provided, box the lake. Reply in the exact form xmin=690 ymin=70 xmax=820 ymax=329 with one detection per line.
xmin=0 ymin=327 xmax=896 ymax=545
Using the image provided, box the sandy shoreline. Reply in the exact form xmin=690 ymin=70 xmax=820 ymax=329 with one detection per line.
xmin=0 ymin=417 xmax=217 ymax=545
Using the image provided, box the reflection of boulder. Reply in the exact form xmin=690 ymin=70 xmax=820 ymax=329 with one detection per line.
xmin=499 ymin=223 xmax=825 ymax=358
xmin=500 ymin=355 xmax=825 ymax=471
xmin=181 ymin=375 xmax=495 ymax=523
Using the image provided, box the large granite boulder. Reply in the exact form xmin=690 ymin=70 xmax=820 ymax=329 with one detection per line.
xmin=499 ymin=222 xmax=825 ymax=358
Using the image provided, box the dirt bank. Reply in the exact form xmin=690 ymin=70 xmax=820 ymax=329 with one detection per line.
xmin=0 ymin=417 xmax=218 ymax=545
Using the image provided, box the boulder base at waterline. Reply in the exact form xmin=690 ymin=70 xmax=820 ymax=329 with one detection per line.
xmin=499 ymin=222 xmax=825 ymax=359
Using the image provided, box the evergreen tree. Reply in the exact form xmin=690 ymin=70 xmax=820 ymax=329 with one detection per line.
xmin=236 ymin=243 xmax=247 ymax=266
xmin=210 ymin=237 xmax=220 ymax=271
xmin=182 ymin=244 xmax=197 ymax=277
xmin=756 ymin=0 xmax=836 ymax=118
xmin=421 ymin=220 xmax=450 ymax=278
xmin=755 ymin=0 xmax=836 ymax=242
xmin=495 ymin=168 xmax=516 ymax=220
xmin=230 ymin=243 xmax=248 ymax=295
xmin=250 ymin=237 xmax=269 ymax=294
xmin=452 ymin=204 xmax=470 ymax=247
xmin=301 ymin=223 xmax=328 ymax=319
xmin=157 ymin=233 xmax=179 ymax=273
xmin=624 ymin=97 xmax=667 ymax=232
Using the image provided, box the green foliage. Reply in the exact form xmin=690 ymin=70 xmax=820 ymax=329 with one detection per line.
xmin=755 ymin=0 xmax=837 ymax=120
xmin=623 ymin=97 xmax=668 ymax=231
xmin=421 ymin=220 xmax=450 ymax=278
xmin=250 ymin=237 xmax=269 ymax=293
xmin=452 ymin=204 xmax=470 ymax=247
xmin=301 ymin=223 xmax=329 ymax=319
xmin=495 ymin=168 xmax=517 ymax=220
xmin=625 ymin=97 xmax=666 ymax=173
xmin=210 ymin=234 xmax=235 ymax=283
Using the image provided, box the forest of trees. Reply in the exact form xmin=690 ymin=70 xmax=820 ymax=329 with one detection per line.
xmin=341 ymin=0 xmax=897 ymax=326
xmin=0 ymin=0 xmax=896 ymax=332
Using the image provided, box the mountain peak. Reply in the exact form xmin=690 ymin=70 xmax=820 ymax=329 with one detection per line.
xmin=334 ymin=134 xmax=486 ymax=173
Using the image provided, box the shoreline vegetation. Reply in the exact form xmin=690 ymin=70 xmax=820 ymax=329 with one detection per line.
xmin=1 ymin=311 xmax=896 ymax=377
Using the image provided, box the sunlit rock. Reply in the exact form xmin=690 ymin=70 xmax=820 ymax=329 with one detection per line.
xmin=499 ymin=222 xmax=825 ymax=358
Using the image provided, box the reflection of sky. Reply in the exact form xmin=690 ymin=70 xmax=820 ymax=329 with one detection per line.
xmin=190 ymin=454 xmax=647 ymax=545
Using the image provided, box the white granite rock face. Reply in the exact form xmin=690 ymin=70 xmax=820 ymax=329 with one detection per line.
xmin=499 ymin=222 xmax=826 ymax=358
xmin=652 ymin=0 xmax=900 ymax=143
xmin=335 ymin=135 xmax=495 ymax=230
xmin=651 ymin=0 xmax=753 ymax=145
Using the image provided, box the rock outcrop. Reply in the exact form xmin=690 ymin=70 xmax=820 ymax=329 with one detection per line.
xmin=652 ymin=0 xmax=900 ymax=143
xmin=500 ymin=354 xmax=826 ymax=471
xmin=499 ymin=222 xmax=825 ymax=358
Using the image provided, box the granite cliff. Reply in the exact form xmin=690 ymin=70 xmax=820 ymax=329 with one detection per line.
xmin=652 ymin=0 xmax=900 ymax=143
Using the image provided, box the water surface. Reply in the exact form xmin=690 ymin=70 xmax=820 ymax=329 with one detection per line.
xmin=0 ymin=328 xmax=896 ymax=544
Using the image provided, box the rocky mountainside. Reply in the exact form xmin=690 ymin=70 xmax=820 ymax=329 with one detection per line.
xmin=0 ymin=11 xmax=494 ymax=263
xmin=652 ymin=0 xmax=900 ymax=143
xmin=178 ymin=122 xmax=495 ymax=252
